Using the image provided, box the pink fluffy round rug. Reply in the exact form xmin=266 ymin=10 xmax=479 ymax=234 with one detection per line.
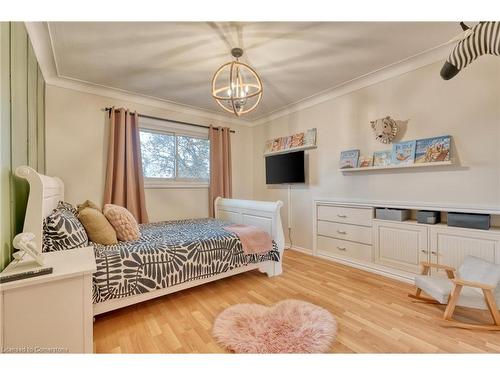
xmin=212 ymin=299 xmax=337 ymax=353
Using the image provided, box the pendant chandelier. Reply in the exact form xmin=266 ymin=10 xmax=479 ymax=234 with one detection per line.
xmin=211 ymin=47 xmax=263 ymax=117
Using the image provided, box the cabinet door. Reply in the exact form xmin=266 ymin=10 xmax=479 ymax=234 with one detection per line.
xmin=430 ymin=226 xmax=500 ymax=271
xmin=374 ymin=220 xmax=428 ymax=273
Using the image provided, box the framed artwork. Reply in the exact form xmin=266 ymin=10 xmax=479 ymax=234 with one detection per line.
xmin=391 ymin=140 xmax=416 ymax=166
xmin=339 ymin=149 xmax=360 ymax=169
xmin=415 ymin=135 xmax=451 ymax=163
xmin=373 ymin=150 xmax=392 ymax=167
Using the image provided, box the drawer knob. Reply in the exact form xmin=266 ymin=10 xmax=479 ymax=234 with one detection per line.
xmin=337 ymin=246 xmax=347 ymax=251
xmin=337 ymin=214 xmax=347 ymax=218
xmin=337 ymin=230 xmax=347 ymax=234
xmin=431 ymin=251 xmax=438 ymax=255
xmin=421 ymin=250 xmax=428 ymax=254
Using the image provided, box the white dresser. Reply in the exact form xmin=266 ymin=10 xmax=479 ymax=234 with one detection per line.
xmin=315 ymin=204 xmax=373 ymax=263
xmin=313 ymin=200 xmax=500 ymax=281
xmin=0 ymin=247 xmax=96 ymax=353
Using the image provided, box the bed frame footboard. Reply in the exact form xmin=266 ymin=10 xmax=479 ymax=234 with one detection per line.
xmin=215 ymin=196 xmax=285 ymax=275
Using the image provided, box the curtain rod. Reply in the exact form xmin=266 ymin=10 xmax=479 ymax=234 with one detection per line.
xmin=103 ymin=107 xmax=235 ymax=134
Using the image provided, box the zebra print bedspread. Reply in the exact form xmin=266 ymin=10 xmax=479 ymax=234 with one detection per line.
xmin=92 ymin=218 xmax=279 ymax=304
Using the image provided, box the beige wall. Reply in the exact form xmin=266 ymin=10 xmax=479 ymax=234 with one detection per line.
xmin=45 ymin=86 xmax=254 ymax=222
xmin=252 ymin=58 xmax=500 ymax=250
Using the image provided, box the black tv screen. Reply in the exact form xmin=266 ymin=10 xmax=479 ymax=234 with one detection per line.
xmin=265 ymin=151 xmax=305 ymax=184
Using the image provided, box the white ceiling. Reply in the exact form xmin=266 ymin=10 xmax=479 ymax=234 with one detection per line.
xmin=48 ymin=22 xmax=460 ymax=120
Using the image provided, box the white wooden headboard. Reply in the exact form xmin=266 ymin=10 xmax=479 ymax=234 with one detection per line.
xmin=15 ymin=166 xmax=64 ymax=254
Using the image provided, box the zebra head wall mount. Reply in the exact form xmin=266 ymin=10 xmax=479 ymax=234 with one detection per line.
xmin=441 ymin=21 xmax=500 ymax=80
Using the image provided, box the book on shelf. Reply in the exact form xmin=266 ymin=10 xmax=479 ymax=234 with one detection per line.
xmin=415 ymin=135 xmax=451 ymax=163
xmin=391 ymin=140 xmax=416 ymax=166
xmin=339 ymin=149 xmax=360 ymax=169
xmin=290 ymin=132 xmax=304 ymax=148
xmin=304 ymin=128 xmax=317 ymax=146
xmin=358 ymin=155 xmax=373 ymax=168
xmin=373 ymin=150 xmax=392 ymax=167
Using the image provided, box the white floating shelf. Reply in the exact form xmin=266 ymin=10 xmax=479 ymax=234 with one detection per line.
xmin=264 ymin=144 xmax=317 ymax=156
xmin=339 ymin=160 xmax=454 ymax=172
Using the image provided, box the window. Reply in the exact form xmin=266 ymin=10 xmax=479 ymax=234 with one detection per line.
xmin=139 ymin=120 xmax=210 ymax=188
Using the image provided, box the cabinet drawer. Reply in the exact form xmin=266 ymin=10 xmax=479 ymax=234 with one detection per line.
xmin=317 ymin=235 xmax=373 ymax=262
xmin=317 ymin=205 xmax=372 ymax=226
xmin=317 ymin=220 xmax=372 ymax=245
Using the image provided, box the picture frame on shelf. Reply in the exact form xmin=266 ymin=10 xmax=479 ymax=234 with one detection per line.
xmin=415 ymin=135 xmax=451 ymax=163
xmin=339 ymin=149 xmax=360 ymax=169
xmin=391 ymin=140 xmax=416 ymax=166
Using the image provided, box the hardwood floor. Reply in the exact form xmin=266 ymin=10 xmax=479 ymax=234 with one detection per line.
xmin=93 ymin=250 xmax=500 ymax=353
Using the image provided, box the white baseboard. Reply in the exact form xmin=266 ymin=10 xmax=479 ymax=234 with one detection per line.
xmin=285 ymin=243 xmax=313 ymax=255
xmin=284 ymin=243 xmax=414 ymax=284
xmin=315 ymin=253 xmax=414 ymax=284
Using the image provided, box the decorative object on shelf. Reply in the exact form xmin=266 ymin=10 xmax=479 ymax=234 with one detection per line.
xmin=264 ymin=140 xmax=273 ymax=154
xmin=304 ymin=128 xmax=317 ymax=147
xmin=391 ymin=140 xmax=416 ymax=166
xmin=291 ymin=132 xmax=304 ymax=148
xmin=370 ymin=116 xmax=398 ymax=144
xmin=211 ymin=47 xmax=263 ymax=117
xmin=448 ymin=212 xmax=490 ymax=230
xmin=415 ymin=135 xmax=451 ymax=163
xmin=373 ymin=150 xmax=392 ymax=167
xmin=375 ymin=208 xmax=410 ymax=221
xmin=417 ymin=210 xmax=441 ymax=225
xmin=358 ymin=155 xmax=373 ymax=168
xmin=441 ymin=22 xmax=500 ymax=80
xmin=339 ymin=149 xmax=360 ymax=169
xmin=264 ymin=129 xmax=316 ymax=154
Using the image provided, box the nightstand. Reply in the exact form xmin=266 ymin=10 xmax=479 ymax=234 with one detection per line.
xmin=0 ymin=247 xmax=96 ymax=353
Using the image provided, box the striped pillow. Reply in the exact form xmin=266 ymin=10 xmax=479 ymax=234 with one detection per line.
xmin=42 ymin=201 xmax=88 ymax=252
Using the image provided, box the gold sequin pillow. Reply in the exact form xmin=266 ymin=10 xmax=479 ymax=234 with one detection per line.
xmin=103 ymin=204 xmax=140 ymax=241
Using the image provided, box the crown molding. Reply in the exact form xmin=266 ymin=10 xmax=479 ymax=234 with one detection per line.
xmin=250 ymin=43 xmax=453 ymax=126
xmin=24 ymin=22 xmax=253 ymax=128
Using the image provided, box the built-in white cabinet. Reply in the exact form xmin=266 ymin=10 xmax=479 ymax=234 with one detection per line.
xmin=314 ymin=200 xmax=500 ymax=282
xmin=373 ymin=220 xmax=428 ymax=273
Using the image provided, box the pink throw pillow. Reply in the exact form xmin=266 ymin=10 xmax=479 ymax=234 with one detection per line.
xmin=103 ymin=204 xmax=140 ymax=241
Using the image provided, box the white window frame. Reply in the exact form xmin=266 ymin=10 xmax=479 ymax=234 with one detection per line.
xmin=139 ymin=117 xmax=210 ymax=189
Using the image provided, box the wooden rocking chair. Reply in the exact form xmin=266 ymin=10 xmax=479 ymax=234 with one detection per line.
xmin=408 ymin=255 xmax=500 ymax=330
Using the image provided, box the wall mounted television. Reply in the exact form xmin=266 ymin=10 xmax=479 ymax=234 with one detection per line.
xmin=265 ymin=150 xmax=305 ymax=184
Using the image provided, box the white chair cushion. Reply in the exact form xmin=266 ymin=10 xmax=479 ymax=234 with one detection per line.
xmin=415 ymin=275 xmax=490 ymax=309
xmin=415 ymin=275 xmax=453 ymax=304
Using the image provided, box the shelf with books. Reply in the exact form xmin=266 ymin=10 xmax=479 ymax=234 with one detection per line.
xmin=338 ymin=160 xmax=453 ymax=172
xmin=264 ymin=144 xmax=317 ymax=156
